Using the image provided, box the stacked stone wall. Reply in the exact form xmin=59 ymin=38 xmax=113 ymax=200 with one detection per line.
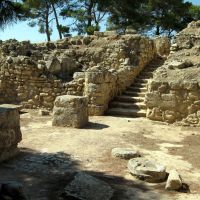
xmin=145 ymin=80 xmax=200 ymax=125
xmin=0 ymin=32 xmax=169 ymax=114
xmin=145 ymin=21 xmax=200 ymax=126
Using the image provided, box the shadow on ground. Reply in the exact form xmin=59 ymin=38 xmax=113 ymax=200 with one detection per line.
xmin=0 ymin=148 xmax=168 ymax=200
xmin=84 ymin=122 xmax=110 ymax=130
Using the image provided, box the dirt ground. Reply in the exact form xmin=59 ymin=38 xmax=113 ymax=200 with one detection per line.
xmin=0 ymin=110 xmax=200 ymax=200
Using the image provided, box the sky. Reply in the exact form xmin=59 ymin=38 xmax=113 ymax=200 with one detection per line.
xmin=0 ymin=0 xmax=199 ymax=43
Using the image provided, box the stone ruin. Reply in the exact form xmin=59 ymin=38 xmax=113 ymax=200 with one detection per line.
xmin=0 ymin=31 xmax=167 ymax=166
xmin=0 ymin=31 xmax=169 ymax=116
xmin=0 ymin=30 xmax=168 ymax=159
xmin=145 ymin=20 xmax=200 ymax=126
xmin=1 ymin=23 xmax=200 ymax=199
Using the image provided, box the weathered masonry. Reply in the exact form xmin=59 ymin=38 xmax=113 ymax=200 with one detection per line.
xmin=0 ymin=32 xmax=169 ymax=116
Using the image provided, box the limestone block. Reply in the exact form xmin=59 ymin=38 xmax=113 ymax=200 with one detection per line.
xmin=52 ymin=95 xmax=88 ymax=128
xmin=85 ymin=71 xmax=105 ymax=84
xmin=165 ymin=170 xmax=182 ymax=190
xmin=111 ymin=148 xmax=140 ymax=159
xmin=0 ymin=105 xmax=22 ymax=162
xmin=88 ymin=105 xmax=105 ymax=116
xmin=128 ymin=157 xmax=167 ymax=183
xmin=164 ymin=110 xmax=176 ymax=123
xmin=145 ymin=92 xmax=161 ymax=108
xmin=146 ymin=108 xmax=163 ymax=121
xmin=161 ymin=94 xmax=177 ymax=109
xmin=46 ymin=57 xmax=61 ymax=75
xmin=154 ymin=36 xmax=170 ymax=57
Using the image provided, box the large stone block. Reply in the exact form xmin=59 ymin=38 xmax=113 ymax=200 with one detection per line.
xmin=52 ymin=95 xmax=88 ymax=128
xmin=0 ymin=105 xmax=22 ymax=162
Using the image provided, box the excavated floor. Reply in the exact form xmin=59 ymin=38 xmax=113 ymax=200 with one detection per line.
xmin=0 ymin=110 xmax=200 ymax=200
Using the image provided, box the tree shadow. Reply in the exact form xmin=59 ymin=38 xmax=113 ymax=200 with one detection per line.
xmin=0 ymin=148 xmax=170 ymax=200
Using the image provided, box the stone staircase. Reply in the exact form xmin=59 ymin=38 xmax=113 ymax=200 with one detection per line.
xmin=107 ymin=58 xmax=164 ymax=117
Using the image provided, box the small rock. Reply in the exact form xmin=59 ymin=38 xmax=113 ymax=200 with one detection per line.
xmin=128 ymin=157 xmax=167 ymax=183
xmin=111 ymin=148 xmax=140 ymax=159
xmin=165 ymin=170 xmax=182 ymax=190
xmin=63 ymin=172 xmax=113 ymax=200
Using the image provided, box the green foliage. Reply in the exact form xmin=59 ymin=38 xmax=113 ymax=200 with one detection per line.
xmin=86 ymin=25 xmax=99 ymax=35
xmin=189 ymin=5 xmax=200 ymax=20
xmin=22 ymin=0 xmax=54 ymax=41
xmin=145 ymin=0 xmax=193 ymax=36
xmin=60 ymin=0 xmax=106 ymax=35
xmin=1 ymin=0 xmax=199 ymax=40
xmin=58 ymin=25 xmax=71 ymax=37
xmin=103 ymin=0 xmax=196 ymax=37
xmin=0 ymin=0 xmax=24 ymax=29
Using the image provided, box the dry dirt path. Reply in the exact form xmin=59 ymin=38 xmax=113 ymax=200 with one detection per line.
xmin=0 ymin=110 xmax=200 ymax=200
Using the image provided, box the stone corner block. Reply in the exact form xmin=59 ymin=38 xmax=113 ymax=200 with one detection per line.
xmin=52 ymin=95 xmax=88 ymax=128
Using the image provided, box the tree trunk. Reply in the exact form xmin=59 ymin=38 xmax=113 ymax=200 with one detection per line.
xmin=155 ymin=25 xmax=160 ymax=35
xmin=86 ymin=0 xmax=93 ymax=35
xmin=51 ymin=3 xmax=62 ymax=39
xmin=45 ymin=2 xmax=51 ymax=42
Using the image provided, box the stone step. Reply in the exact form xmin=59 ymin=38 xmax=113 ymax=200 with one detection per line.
xmin=110 ymin=101 xmax=146 ymax=109
xmin=115 ymin=95 xmax=144 ymax=102
xmin=123 ymin=91 xmax=146 ymax=97
xmin=134 ymin=78 xmax=149 ymax=84
xmin=128 ymin=87 xmax=147 ymax=92
xmin=142 ymin=71 xmax=154 ymax=76
xmin=132 ymin=83 xmax=147 ymax=87
xmin=137 ymin=74 xmax=153 ymax=79
xmin=107 ymin=108 xmax=146 ymax=117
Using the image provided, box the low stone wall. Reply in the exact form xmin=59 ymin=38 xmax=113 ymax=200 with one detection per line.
xmin=0 ymin=105 xmax=22 ymax=162
xmin=0 ymin=58 xmax=83 ymax=109
xmin=145 ymin=80 xmax=200 ymax=125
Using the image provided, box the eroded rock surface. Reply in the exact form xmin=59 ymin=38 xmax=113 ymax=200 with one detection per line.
xmin=128 ymin=157 xmax=167 ymax=183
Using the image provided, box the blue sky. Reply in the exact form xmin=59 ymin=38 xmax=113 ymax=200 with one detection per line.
xmin=0 ymin=0 xmax=199 ymax=43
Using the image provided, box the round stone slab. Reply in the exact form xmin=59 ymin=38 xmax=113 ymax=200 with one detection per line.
xmin=128 ymin=157 xmax=167 ymax=183
xmin=111 ymin=148 xmax=140 ymax=159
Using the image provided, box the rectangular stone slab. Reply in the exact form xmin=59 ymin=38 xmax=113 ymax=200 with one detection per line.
xmin=0 ymin=105 xmax=22 ymax=162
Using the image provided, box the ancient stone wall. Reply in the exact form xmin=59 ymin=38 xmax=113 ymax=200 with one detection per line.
xmin=0 ymin=32 xmax=168 ymax=114
xmin=145 ymin=21 xmax=200 ymax=126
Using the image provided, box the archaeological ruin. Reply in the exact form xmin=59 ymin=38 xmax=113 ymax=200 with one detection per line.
xmin=1 ymin=21 xmax=199 ymax=127
xmin=0 ymin=20 xmax=200 ymax=200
